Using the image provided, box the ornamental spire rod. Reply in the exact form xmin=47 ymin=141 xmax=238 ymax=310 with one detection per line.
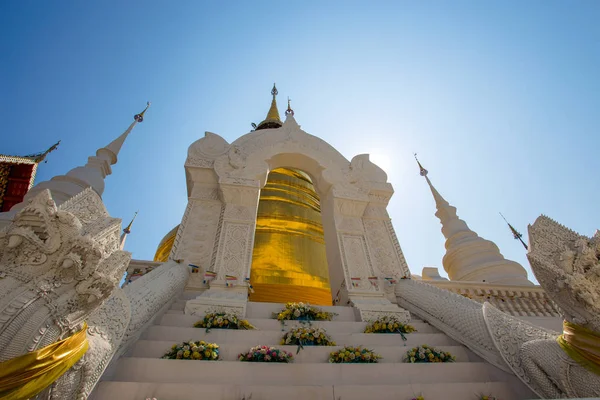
xmin=500 ymin=212 xmax=528 ymax=250
xmin=103 ymin=102 xmax=151 ymax=162
xmin=285 ymin=96 xmax=294 ymax=117
xmin=120 ymin=211 xmax=138 ymax=250
xmin=414 ymin=153 xmax=428 ymax=177
xmin=123 ymin=211 xmax=138 ymax=234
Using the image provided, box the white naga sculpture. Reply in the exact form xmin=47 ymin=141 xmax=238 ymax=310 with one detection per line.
xmin=0 ymin=188 xmax=131 ymax=399
xmin=506 ymin=215 xmax=600 ymax=398
xmin=397 ymin=215 xmax=600 ymax=399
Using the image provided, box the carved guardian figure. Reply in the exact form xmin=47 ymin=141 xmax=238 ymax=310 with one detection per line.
xmin=0 ymin=189 xmax=131 ymax=399
xmin=520 ymin=216 xmax=600 ymax=398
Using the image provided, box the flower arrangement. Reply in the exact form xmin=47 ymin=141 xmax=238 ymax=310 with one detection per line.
xmin=328 ymin=345 xmax=382 ymax=363
xmin=479 ymin=395 xmax=500 ymax=400
xmin=363 ymin=315 xmax=416 ymax=341
xmin=273 ymin=302 xmax=336 ymax=322
xmin=161 ymin=340 xmax=219 ymax=360
xmin=281 ymin=326 xmax=336 ymax=353
xmin=411 ymin=396 xmax=425 ymax=400
xmin=405 ymin=344 xmax=455 ymax=363
xmin=238 ymin=345 xmax=294 ymax=363
xmin=193 ymin=312 xmax=255 ymax=332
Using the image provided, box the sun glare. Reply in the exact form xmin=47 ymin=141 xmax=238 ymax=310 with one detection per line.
xmin=368 ymin=153 xmax=392 ymax=173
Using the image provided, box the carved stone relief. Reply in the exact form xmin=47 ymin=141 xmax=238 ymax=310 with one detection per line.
xmin=363 ymin=218 xmax=410 ymax=278
xmin=176 ymin=201 xmax=222 ymax=270
xmin=217 ymin=222 xmax=254 ymax=280
xmin=224 ymin=204 xmax=257 ymax=222
xmin=339 ymin=234 xmax=376 ymax=292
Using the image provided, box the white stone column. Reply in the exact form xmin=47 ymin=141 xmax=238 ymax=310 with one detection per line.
xmin=329 ymin=189 xmax=410 ymax=322
xmin=184 ymin=177 xmax=259 ymax=317
xmin=171 ymin=186 xmax=223 ymax=291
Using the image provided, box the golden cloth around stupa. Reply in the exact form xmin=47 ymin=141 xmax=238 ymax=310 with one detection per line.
xmin=249 ymin=167 xmax=332 ymax=305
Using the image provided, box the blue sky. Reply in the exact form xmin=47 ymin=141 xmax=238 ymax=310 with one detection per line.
xmin=2 ymin=1 xmax=599 ymax=284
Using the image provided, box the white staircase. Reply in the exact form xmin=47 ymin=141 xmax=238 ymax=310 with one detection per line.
xmin=93 ymin=291 xmax=533 ymax=400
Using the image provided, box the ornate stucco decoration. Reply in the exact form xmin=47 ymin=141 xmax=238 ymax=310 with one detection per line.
xmin=0 ymin=188 xmax=132 ymax=399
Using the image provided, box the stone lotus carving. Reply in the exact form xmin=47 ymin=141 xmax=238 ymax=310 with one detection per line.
xmin=0 ymin=188 xmax=131 ymax=399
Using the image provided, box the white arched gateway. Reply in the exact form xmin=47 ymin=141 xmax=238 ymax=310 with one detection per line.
xmin=178 ymin=112 xmax=410 ymax=321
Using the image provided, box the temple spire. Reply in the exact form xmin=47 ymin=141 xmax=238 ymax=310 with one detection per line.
xmin=285 ymin=97 xmax=294 ymax=117
xmin=414 ymin=154 xmax=451 ymax=211
xmin=102 ymin=102 xmax=150 ymax=164
xmin=415 ymin=155 xmax=532 ymax=286
xmin=500 ymin=212 xmax=528 ymax=250
xmin=256 ymin=84 xmax=283 ymax=130
xmin=0 ymin=103 xmax=150 ymax=220
xmin=120 ymin=211 xmax=138 ymax=250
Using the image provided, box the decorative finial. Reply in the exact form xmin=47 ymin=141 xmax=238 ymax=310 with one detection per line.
xmin=123 ymin=211 xmax=138 ymax=234
xmin=285 ymin=97 xmax=294 ymax=117
xmin=414 ymin=153 xmax=428 ymax=177
xmin=256 ymin=84 xmax=282 ymax=130
xmin=499 ymin=212 xmax=528 ymax=250
xmin=134 ymin=102 xmax=151 ymax=122
xmin=271 ymin=83 xmax=278 ymax=97
xmin=26 ymin=140 xmax=61 ymax=163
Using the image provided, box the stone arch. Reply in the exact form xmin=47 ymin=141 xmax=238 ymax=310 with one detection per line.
xmin=181 ymin=117 xmax=410 ymax=319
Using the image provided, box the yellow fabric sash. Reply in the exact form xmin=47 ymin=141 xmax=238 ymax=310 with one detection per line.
xmin=0 ymin=322 xmax=89 ymax=400
xmin=557 ymin=320 xmax=600 ymax=376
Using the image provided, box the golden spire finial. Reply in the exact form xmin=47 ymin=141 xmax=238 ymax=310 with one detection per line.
xmin=256 ymin=84 xmax=282 ymax=130
xmin=134 ymin=102 xmax=151 ymax=122
xmin=123 ymin=211 xmax=138 ymax=234
xmin=285 ymin=97 xmax=294 ymax=117
xmin=414 ymin=153 xmax=428 ymax=177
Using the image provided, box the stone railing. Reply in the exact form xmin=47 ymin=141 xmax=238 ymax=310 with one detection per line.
xmin=420 ymin=279 xmax=561 ymax=317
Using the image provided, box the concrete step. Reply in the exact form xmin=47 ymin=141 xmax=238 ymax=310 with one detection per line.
xmin=158 ymin=314 xmax=440 ymax=333
xmin=246 ymin=302 xmax=357 ymax=321
xmin=141 ymin=326 xmax=457 ymax=347
xmin=93 ymin=381 xmax=518 ymax=400
xmin=109 ymin=358 xmax=504 ymax=386
xmin=170 ymin=300 xmax=186 ymax=311
xmin=166 ymin=309 xmax=184 ymax=315
xmin=180 ymin=290 xmax=206 ymax=300
xmin=130 ymin=340 xmax=473 ymax=363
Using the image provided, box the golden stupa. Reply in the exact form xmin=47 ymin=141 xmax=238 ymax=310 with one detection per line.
xmin=249 ymin=86 xmax=331 ymax=305
xmin=249 ymin=167 xmax=332 ymax=305
xmin=154 ymin=224 xmax=178 ymax=262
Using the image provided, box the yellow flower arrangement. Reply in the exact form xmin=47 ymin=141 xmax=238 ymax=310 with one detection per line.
xmin=273 ymin=302 xmax=337 ymax=322
xmin=364 ymin=315 xmax=416 ymax=342
xmin=404 ymin=344 xmax=455 ymax=363
xmin=194 ymin=312 xmax=255 ymax=332
xmin=479 ymin=395 xmax=500 ymax=400
xmin=161 ymin=340 xmax=219 ymax=360
xmin=281 ymin=326 xmax=336 ymax=353
xmin=328 ymin=345 xmax=381 ymax=363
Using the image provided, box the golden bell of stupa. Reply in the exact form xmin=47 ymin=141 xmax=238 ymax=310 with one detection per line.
xmin=249 ymin=167 xmax=332 ymax=305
